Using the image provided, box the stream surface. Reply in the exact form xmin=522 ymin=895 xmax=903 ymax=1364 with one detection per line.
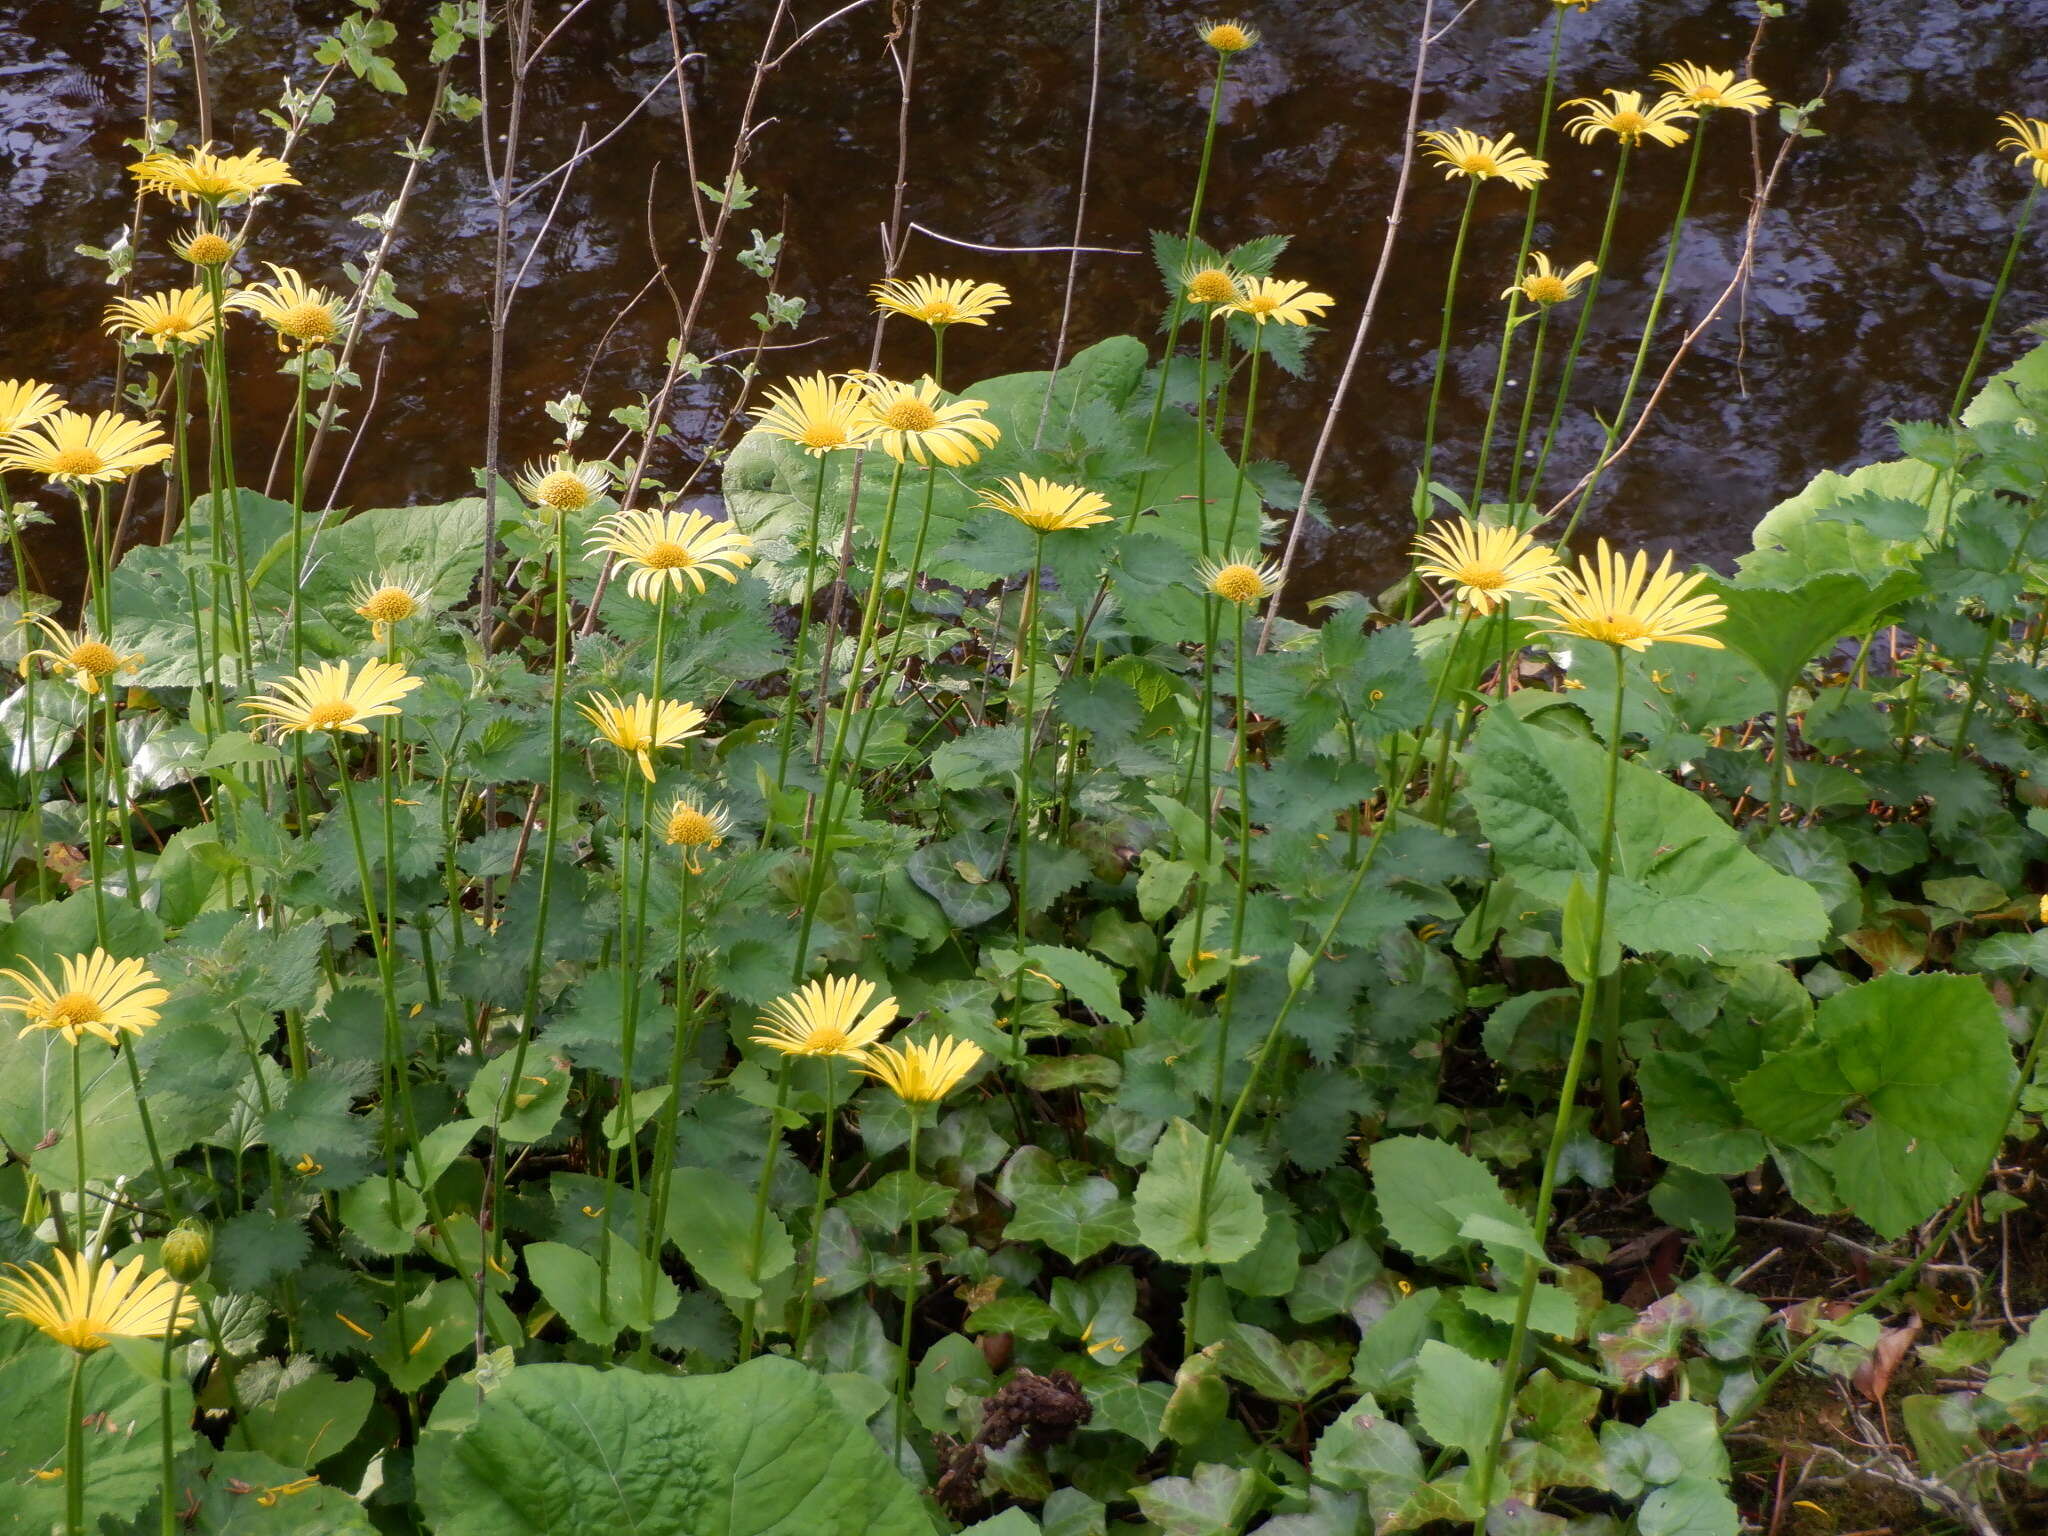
xmin=2 ymin=0 xmax=2046 ymax=597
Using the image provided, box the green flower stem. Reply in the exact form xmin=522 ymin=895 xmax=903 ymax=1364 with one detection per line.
xmin=0 ymin=477 xmax=46 ymax=901
xmin=601 ymin=586 xmax=672 ymax=1325
xmin=791 ymin=1059 xmax=838 ymax=1360
xmin=1949 ymin=182 xmax=2040 ymax=423
xmin=1560 ymin=122 xmax=1709 ymax=546
xmin=1468 ymin=7 xmax=1567 ymax=510
xmin=64 ymin=1346 xmax=86 ymax=1536
xmin=737 ymin=1057 xmax=794 ymax=1360
xmin=794 ymin=458 xmax=909 ymax=979
xmin=769 ymin=453 xmax=834 ymax=832
xmin=1468 ymin=641 xmax=1627 ymax=1522
xmin=1528 ymin=146 xmax=1630 ymax=509
xmin=1012 ymin=528 xmax=1047 ymax=979
xmin=891 ymin=1112 xmax=923 ymax=1459
xmin=168 ymin=357 xmax=213 ymax=739
xmin=861 ymin=463 xmax=946 ymax=758
xmin=1729 ymin=988 xmax=2048 ymax=1434
xmin=1221 ymin=325 xmax=1264 ymax=554
xmin=1413 ymin=180 xmax=1481 ymax=537
xmin=1119 ymin=49 xmax=1230 ymax=537
xmin=68 ymin=1043 xmax=87 ymax=1256
xmin=1194 ymin=312 xmax=1219 ymax=558
xmin=643 ymin=863 xmax=699 ymax=1307
xmin=158 ymin=1283 xmax=183 ymax=1536
xmin=930 ymin=327 xmax=946 ymax=393
xmin=103 ymin=691 xmax=141 ymax=903
xmin=490 ymin=507 xmax=575 ymax=1264
xmin=199 ymin=262 xmax=250 ymax=679
xmin=1502 ymin=307 xmax=1555 ymax=522
xmin=1188 ymin=600 xmax=1256 ymax=1352
xmin=1194 ymin=609 xmax=1474 ymax=1248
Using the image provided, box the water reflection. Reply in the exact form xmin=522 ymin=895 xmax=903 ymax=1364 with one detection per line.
xmin=0 ymin=0 xmax=2043 ymax=598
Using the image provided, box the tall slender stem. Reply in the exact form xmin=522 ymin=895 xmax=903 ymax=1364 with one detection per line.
xmin=1950 ymin=182 xmax=2040 ymax=422
xmin=1560 ymin=123 xmax=1708 ymax=545
xmin=1221 ymin=327 xmax=1264 ymax=553
xmin=1469 ymin=642 xmax=1627 ymax=1521
xmin=1414 ymin=180 xmax=1481 ymax=532
xmin=65 ymin=1347 xmax=86 ymax=1536
xmin=737 ymin=1058 xmax=794 ymax=1359
xmin=770 ymin=454 xmax=833 ymax=827
xmin=792 ymin=1061 xmax=838 ymax=1359
xmin=892 ymin=1113 xmax=924 ymax=1458
xmin=1011 ymin=529 xmax=1046 ymax=994
xmin=1528 ymin=147 xmax=1630 ymax=508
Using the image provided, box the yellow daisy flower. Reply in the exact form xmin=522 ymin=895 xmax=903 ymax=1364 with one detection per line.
xmin=0 ymin=950 xmax=169 ymax=1045
xmin=1651 ymin=62 xmax=1772 ymax=115
xmin=752 ymin=372 xmax=876 ymax=456
xmin=1412 ymin=518 xmax=1565 ymax=615
xmin=871 ymin=276 xmax=1011 ymax=328
xmin=0 ymin=1252 xmax=197 ymax=1352
xmin=1504 ymin=252 xmax=1600 ymax=307
xmin=1196 ymin=553 xmax=1284 ymax=606
xmin=585 ymin=507 xmax=755 ymax=601
xmin=577 ymin=692 xmax=708 ymax=782
xmin=976 ymin=474 xmax=1114 ymax=533
xmin=128 ymin=145 xmax=298 ymax=206
xmin=858 ymin=1035 xmax=984 ymax=1104
xmin=1230 ymin=277 xmax=1335 ymax=327
xmin=1996 ymin=114 xmax=2048 ymax=188
xmin=1561 ymin=89 xmax=1697 ymax=148
xmin=0 ymin=409 xmax=173 ymax=485
xmin=1550 ymin=0 xmax=1603 ymax=8
xmin=349 ymin=573 xmax=431 ymax=641
xmin=240 ymin=659 xmax=423 ymax=736
xmin=513 ymin=454 xmax=611 ymax=514
xmin=171 ymin=224 xmax=239 ymax=267
xmin=1419 ymin=128 xmax=1550 ymax=188
xmin=850 ymin=376 xmax=1002 ymax=467
xmin=18 ymin=615 xmax=142 ymax=696
xmin=1183 ymin=266 xmax=1245 ymax=308
xmin=228 ymin=264 xmax=344 ymax=351
xmin=1198 ymin=18 xmax=1259 ymax=53
xmin=103 ymin=286 xmax=221 ymax=351
xmin=755 ymin=975 xmax=898 ymax=1059
xmin=0 ymin=380 xmax=64 ymax=438
xmin=661 ymin=794 xmax=733 ymax=872
xmin=1539 ymin=540 xmax=1726 ymax=651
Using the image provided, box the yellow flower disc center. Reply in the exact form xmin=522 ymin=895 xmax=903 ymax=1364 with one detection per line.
xmin=1212 ymin=564 xmax=1267 ymax=604
xmin=881 ymin=399 xmax=940 ymax=433
xmin=1186 ymin=269 xmax=1238 ymax=306
xmin=278 ymin=303 xmax=336 ymax=343
xmin=1524 ymin=276 xmax=1569 ymax=305
xmin=305 ymin=701 xmax=358 ymax=730
xmin=1591 ymin=613 xmax=1653 ymax=645
xmin=359 ymin=588 xmax=417 ymax=624
xmin=52 ymin=448 xmax=105 ymax=478
xmin=48 ymin=992 xmax=106 ymax=1032
xmin=666 ymin=808 xmax=718 ymax=846
xmin=642 ymin=540 xmax=693 ymax=570
xmin=535 ymin=472 xmax=593 ymax=511
xmin=798 ymin=424 xmax=849 ymax=451
xmin=1609 ymin=111 xmax=1647 ymax=136
xmin=1464 ymin=154 xmax=1500 ymax=176
xmin=1205 ymin=24 xmax=1251 ymax=51
xmin=1460 ymin=566 xmax=1508 ymax=592
xmin=920 ymin=302 xmax=958 ymax=323
xmin=69 ymin=641 xmax=120 ymax=675
xmin=1245 ymin=295 xmax=1280 ymax=317
xmin=184 ymin=232 xmax=234 ymax=265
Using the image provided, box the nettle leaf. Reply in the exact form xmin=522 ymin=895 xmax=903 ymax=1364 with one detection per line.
xmin=1132 ymin=1118 xmax=1265 ymax=1264
xmin=1735 ymin=972 xmax=2014 ymax=1238
xmin=1023 ymin=943 xmax=1132 ymax=1027
xmin=214 ymin=1209 xmax=313 ymax=1291
xmin=1466 ymin=706 xmax=1829 ymax=965
xmin=416 ymin=1357 xmax=930 ymax=1536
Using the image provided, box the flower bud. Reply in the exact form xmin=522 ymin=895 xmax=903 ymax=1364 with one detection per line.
xmin=160 ymin=1221 xmax=210 ymax=1283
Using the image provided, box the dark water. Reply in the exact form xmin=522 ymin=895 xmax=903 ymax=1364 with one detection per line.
xmin=2 ymin=0 xmax=2045 ymax=598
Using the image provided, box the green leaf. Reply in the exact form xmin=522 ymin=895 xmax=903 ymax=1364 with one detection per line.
xmin=416 ymin=1357 xmax=931 ymax=1536
xmin=1128 ymin=1463 xmax=1264 ymax=1536
xmin=234 ymin=1369 xmax=376 ymax=1469
xmin=1215 ymin=1322 xmax=1350 ymax=1403
xmin=0 ymin=1337 xmax=196 ymax=1527
xmin=1467 ymin=707 xmax=1830 ymax=965
xmin=1000 ymin=1149 xmax=1138 ymax=1263
xmin=665 ymin=1171 xmax=794 ymax=1300
xmin=1411 ymin=1340 xmax=1500 ymax=1457
xmin=1368 ymin=1135 xmax=1518 ymax=1264
xmin=1734 ymin=973 xmax=2015 ymax=1238
xmin=525 ymin=1240 xmax=679 ymax=1348
xmin=1022 ymin=944 xmax=1132 ymax=1027
xmin=1708 ymin=571 xmax=1918 ymax=696
xmin=1132 ymin=1118 xmax=1265 ymax=1265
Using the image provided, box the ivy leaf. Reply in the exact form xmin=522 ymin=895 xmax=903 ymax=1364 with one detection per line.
xmin=1000 ymin=1148 xmax=1138 ymax=1263
xmin=1132 ymin=1118 xmax=1265 ymax=1264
